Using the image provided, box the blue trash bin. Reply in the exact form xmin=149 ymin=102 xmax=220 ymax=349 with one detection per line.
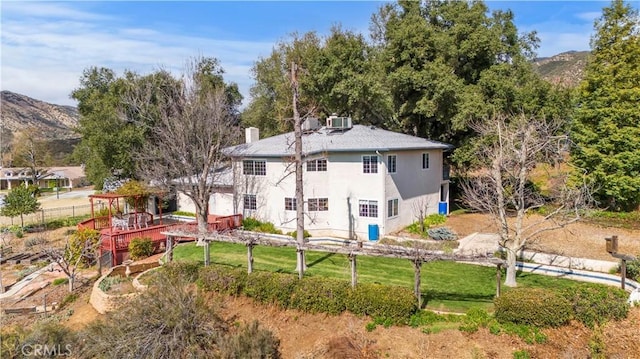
xmin=438 ymin=202 xmax=448 ymax=215
xmin=368 ymin=224 xmax=379 ymax=241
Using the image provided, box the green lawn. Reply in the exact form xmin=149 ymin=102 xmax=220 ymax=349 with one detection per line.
xmin=174 ymin=242 xmax=592 ymax=313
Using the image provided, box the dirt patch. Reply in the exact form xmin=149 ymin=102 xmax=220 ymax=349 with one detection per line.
xmin=444 ymin=212 xmax=640 ymax=261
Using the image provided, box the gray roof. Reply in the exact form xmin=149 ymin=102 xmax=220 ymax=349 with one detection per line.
xmin=227 ymin=125 xmax=453 ymax=158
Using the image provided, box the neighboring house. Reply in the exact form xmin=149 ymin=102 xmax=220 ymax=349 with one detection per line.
xmin=178 ymin=116 xmax=452 ymax=240
xmin=0 ymin=166 xmax=87 ymax=191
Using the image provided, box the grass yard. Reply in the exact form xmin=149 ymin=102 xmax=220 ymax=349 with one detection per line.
xmin=174 ymin=242 xmax=598 ymax=313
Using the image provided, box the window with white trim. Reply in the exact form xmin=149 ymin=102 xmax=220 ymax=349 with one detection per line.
xmin=284 ymin=197 xmax=297 ymax=211
xmin=306 ymin=159 xmax=327 ymax=172
xmin=387 ymin=198 xmax=399 ymax=218
xmin=243 ymin=160 xmax=266 ymax=176
xmin=422 ymin=153 xmax=430 ymax=169
xmin=244 ymin=194 xmax=257 ymax=210
xmin=362 ymin=155 xmax=378 ymax=174
xmin=308 ymin=198 xmax=328 ymax=211
xmin=359 ymin=200 xmax=378 ymax=217
xmin=387 ymin=155 xmax=397 ymax=173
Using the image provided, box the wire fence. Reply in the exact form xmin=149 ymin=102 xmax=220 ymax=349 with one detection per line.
xmin=0 ymin=203 xmax=106 ymax=227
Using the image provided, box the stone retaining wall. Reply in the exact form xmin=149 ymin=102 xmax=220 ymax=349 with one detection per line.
xmin=89 ymin=262 xmax=160 ymax=314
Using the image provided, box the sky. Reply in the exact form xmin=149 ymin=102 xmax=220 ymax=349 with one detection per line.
xmin=0 ymin=1 xmax=632 ymax=107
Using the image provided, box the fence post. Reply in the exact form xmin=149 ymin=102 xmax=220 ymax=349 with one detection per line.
xmin=41 ymin=210 xmax=45 ymax=226
xmin=72 ymin=206 xmax=75 ymax=218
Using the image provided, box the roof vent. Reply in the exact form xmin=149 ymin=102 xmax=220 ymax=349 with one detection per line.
xmin=326 ymin=114 xmax=352 ymax=130
xmin=302 ymin=117 xmax=321 ymax=132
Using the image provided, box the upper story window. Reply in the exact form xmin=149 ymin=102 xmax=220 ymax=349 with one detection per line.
xmin=359 ymin=200 xmax=378 ymax=217
xmin=422 ymin=153 xmax=430 ymax=170
xmin=306 ymin=159 xmax=327 ymax=172
xmin=308 ymin=198 xmax=329 ymax=211
xmin=243 ymin=160 xmax=266 ymax=176
xmin=244 ymin=194 xmax=257 ymax=210
xmin=362 ymin=155 xmax=378 ymax=174
xmin=387 ymin=155 xmax=397 ymax=173
xmin=285 ymin=197 xmax=297 ymax=211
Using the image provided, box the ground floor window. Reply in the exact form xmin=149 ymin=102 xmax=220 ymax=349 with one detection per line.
xmin=244 ymin=194 xmax=257 ymax=210
xmin=285 ymin=197 xmax=297 ymax=211
xmin=387 ymin=198 xmax=399 ymax=218
xmin=308 ymin=198 xmax=328 ymax=211
xmin=359 ymin=200 xmax=378 ymax=217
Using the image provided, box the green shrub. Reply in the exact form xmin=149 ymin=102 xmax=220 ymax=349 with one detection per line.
xmin=346 ymin=283 xmax=417 ymax=324
xmin=459 ymin=308 xmax=494 ymax=333
xmin=256 ymin=222 xmax=283 ymax=235
xmin=243 ymin=272 xmax=297 ymax=308
xmin=128 ymin=237 xmax=154 ymax=260
xmin=198 ymin=265 xmax=247 ymax=295
xmin=619 ymin=255 xmax=640 ymax=281
xmin=69 ymin=228 xmax=101 ymax=265
xmin=162 ymin=261 xmax=201 ymax=282
xmin=408 ymin=310 xmax=462 ymax=327
xmin=52 ymin=278 xmax=69 ymax=286
xmin=242 ymin=217 xmax=262 ymax=231
xmin=562 ymin=285 xmax=629 ymax=328
xmin=289 ymin=277 xmax=349 ymax=315
xmin=406 ymin=214 xmax=447 ymax=237
xmin=494 ymin=288 xmax=571 ymax=327
xmin=99 ymin=276 xmax=125 ymax=292
xmin=172 ymin=211 xmax=196 ymax=217
xmin=287 ymin=230 xmax=311 ymax=239
xmin=513 ymin=350 xmax=531 ymax=359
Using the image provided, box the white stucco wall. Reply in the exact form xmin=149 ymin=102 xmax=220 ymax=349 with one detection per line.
xmin=196 ymin=149 xmax=447 ymax=240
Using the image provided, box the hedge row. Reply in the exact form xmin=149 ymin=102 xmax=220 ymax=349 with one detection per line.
xmin=195 ymin=264 xmax=417 ymax=323
xmin=494 ymin=285 xmax=629 ymax=328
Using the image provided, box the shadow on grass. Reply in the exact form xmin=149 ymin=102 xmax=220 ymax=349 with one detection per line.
xmin=307 ymin=253 xmax=336 ymax=268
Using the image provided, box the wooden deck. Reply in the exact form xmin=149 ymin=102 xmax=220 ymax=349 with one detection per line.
xmin=79 ymin=213 xmax=243 ymax=266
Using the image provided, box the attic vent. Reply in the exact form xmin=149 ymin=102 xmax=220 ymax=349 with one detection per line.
xmin=326 ymin=114 xmax=352 ymax=129
xmin=302 ymin=117 xmax=321 ymax=131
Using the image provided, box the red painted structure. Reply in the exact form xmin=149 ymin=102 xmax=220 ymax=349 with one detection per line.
xmin=77 ymin=193 xmax=242 ymax=266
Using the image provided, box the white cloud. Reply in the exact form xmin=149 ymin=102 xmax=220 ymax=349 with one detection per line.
xmin=575 ymin=11 xmax=601 ymax=23
xmin=0 ymin=3 xmax=273 ymax=106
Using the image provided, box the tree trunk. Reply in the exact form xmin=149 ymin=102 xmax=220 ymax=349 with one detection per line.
xmin=165 ymin=236 xmax=173 ymax=263
xmin=68 ymin=274 xmax=75 ymax=292
xmin=292 ymin=61 xmax=306 ymax=278
xmin=504 ymin=248 xmax=518 ymax=287
xmin=413 ymin=259 xmax=423 ymax=308
xmin=20 ymin=214 xmax=24 ymax=228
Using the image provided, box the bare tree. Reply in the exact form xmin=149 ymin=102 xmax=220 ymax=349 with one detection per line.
xmin=460 ymin=114 xmax=591 ymax=287
xmin=126 ymin=58 xmax=241 ymax=264
xmin=42 ymin=234 xmax=100 ymax=292
xmin=291 ymin=62 xmax=307 ymax=278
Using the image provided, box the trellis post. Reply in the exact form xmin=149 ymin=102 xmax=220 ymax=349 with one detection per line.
xmin=349 ymin=253 xmax=357 ymax=288
xmin=203 ymin=240 xmax=210 ymax=266
xmin=496 ymin=263 xmax=502 ymax=297
xmin=247 ymin=243 xmax=254 ymax=274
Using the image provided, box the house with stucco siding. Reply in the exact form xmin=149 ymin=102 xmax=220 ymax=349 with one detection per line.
xmin=178 ymin=117 xmax=452 ymax=240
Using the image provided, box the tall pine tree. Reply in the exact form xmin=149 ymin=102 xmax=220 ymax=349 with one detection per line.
xmin=571 ymin=0 xmax=640 ymax=211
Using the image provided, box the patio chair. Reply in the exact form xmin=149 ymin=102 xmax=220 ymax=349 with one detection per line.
xmin=137 ymin=213 xmax=149 ymax=228
xmin=127 ymin=214 xmax=136 ymax=229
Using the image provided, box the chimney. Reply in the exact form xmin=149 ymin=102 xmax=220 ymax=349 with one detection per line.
xmin=245 ymin=127 xmax=259 ymax=143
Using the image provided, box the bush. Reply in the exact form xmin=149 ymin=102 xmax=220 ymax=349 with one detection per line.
xmin=220 ymin=321 xmax=281 ymax=359
xmin=242 ymin=218 xmax=283 ymax=235
xmin=242 ymin=217 xmax=262 ymax=231
xmin=98 ymin=276 xmax=125 ymax=293
xmin=243 ymin=272 xmax=297 ymax=308
xmin=562 ymin=285 xmax=629 ymax=328
xmin=161 ymin=261 xmax=201 ymax=282
xmin=619 ymin=255 xmax=640 ymax=281
xmin=346 ymin=283 xmax=417 ymax=324
xmin=198 ymin=265 xmax=247 ymax=295
xmin=69 ymin=228 xmax=100 ymax=265
xmin=289 ymin=277 xmax=349 ymax=315
xmin=128 ymin=237 xmax=154 ymax=260
xmin=52 ymin=278 xmax=69 ymax=286
xmin=406 ymin=214 xmax=447 ymax=237
xmin=427 ymin=227 xmax=457 ymax=241
xmin=494 ymin=288 xmax=572 ymax=327
xmin=287 ymin=230 xmax=311 ymax=239
xmin=24 ymin=236 xmax=48 ymax=248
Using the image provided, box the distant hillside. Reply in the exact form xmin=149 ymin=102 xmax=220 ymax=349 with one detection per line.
xmin=533 ymin=51 xmax=590 ymax=88
xmin=1 ymin=90 xmax=79 ymax=140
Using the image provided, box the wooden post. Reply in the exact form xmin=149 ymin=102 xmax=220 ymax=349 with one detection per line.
xmin=165 ymin=236 xmax=173 ymax=263
xmin=496 ymin=264 xmax=502 ymax=297
xmin=349 ymin=253 xmax=357 ymax=288
xmin=621 ymin=259 xmax=626 ymax=290
xmin=412 ymin=259 xmax=423 ymax=308
xmin=204 ymin=240 xmax=210 ymax=266
xmin=43 ymin=293 xmax=47 ymax=317
xmin=247 ymin=244 xmax=254 ymax=274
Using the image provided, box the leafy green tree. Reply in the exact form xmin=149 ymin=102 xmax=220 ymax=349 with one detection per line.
xmin=571 ymin=0 xmax=640 ymax=211
xmin=378 ymin=0 xmax=571 ymax=166
xmin=0 ymin=185 xmax=40 ymax=228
